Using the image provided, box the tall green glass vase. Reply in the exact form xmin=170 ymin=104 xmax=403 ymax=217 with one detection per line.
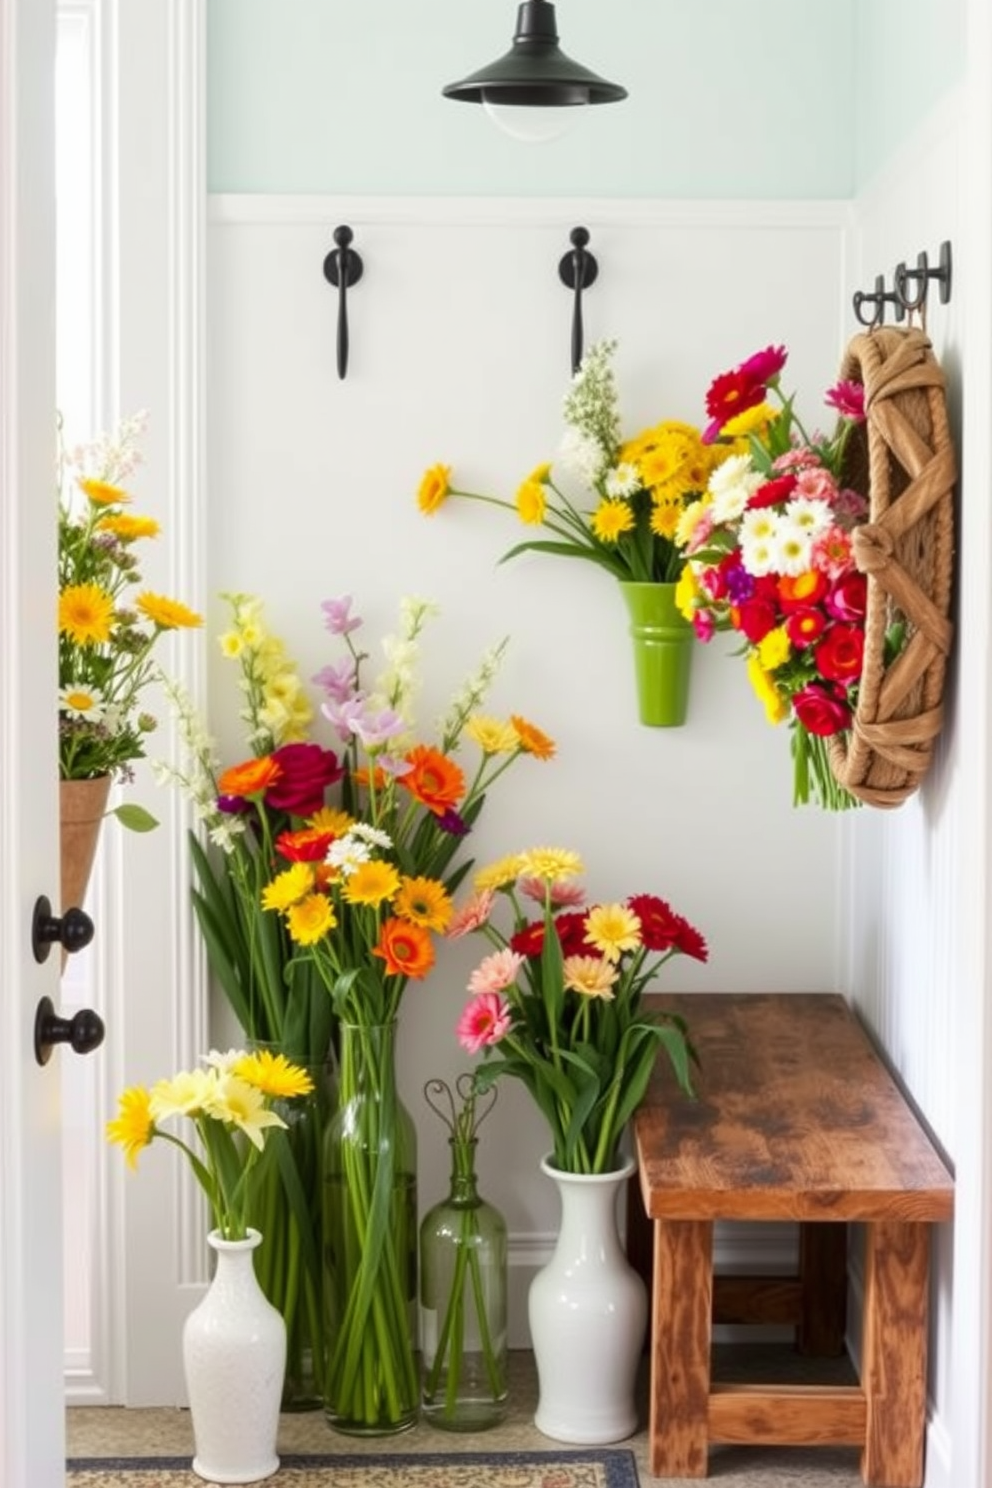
xmin=248 ymin=1046 xmax=334 ymax=1410
xmin=618 ymin=580 xmax=695 ymax=727
xmin=322 ymin=1020 xmax=419 ymax=1435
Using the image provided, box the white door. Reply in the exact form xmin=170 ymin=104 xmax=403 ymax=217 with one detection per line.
xmin=0 ymin=0 xmax=69 ymax=1484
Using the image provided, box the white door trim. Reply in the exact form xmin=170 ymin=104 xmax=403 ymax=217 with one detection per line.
xmin=0 ymin=0 xmax=65 ymax=1479
xmin=94 ymin=0 xmax=209 ymax=1405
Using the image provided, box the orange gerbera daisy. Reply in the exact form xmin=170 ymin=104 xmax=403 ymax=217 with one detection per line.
xmin=275 ymin=827 xmax=335 ymax=863
xmin=372 ymin=918 xmax=436 ymax=979
xmin=393 ymin=876 xmax=453 ymax=932
xmin=218 ymin=755 xmax=283 ymax=798
xmin=399 ymin=745 xmax=465 ymax=816
xmin=509 ymin=715 xmax=556 ymax=760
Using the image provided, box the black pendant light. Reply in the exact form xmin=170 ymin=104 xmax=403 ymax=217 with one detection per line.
xmin=442 ymin=0 xmax=627 ymax=109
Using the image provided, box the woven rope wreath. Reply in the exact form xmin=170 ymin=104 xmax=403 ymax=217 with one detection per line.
xmin=827 ymin=326 xmax=956 ymax=808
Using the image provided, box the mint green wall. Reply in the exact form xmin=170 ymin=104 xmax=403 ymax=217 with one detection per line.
xmin=853 ymin=0 xmax=964 ymax=186
xmin=208 ymin=0 xmax=856 ymax=197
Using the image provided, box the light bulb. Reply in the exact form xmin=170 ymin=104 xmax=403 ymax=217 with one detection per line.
xmin=481 ymin=97 xmax=585 ymax=144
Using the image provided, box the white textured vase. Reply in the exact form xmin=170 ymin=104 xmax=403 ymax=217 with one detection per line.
xmin=529 ymin=1155 xmax=647 ymax=1444
xmin=183 ymin=1228 xmax=287 ymax=1484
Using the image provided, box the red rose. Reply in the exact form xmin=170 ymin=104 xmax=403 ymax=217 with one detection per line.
xmin=825 ymin=572 xmax=868 ymax=623
xmin=792 ymin=684 xmax=852 ymax=737
xmin=265 ymin=742 xmax=344 ymax=816
xmin=815 ymin=625 xmax=864 ymax=685
xmin=736 ymin=596 xmax=780 ymax=645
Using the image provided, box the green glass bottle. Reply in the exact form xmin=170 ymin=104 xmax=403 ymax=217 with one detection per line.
xmin=419 ymin=1082 xmax=508 ymax=1431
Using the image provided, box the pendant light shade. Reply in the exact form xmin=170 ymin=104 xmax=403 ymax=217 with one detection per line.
xmin=442 ymin=0 xmax=627 ymax=109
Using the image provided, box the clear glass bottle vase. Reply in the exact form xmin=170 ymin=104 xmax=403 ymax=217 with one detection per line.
xmin=420 ymin=1135 xmax=508 ymax=1431
xmin=321 ymin=1020 xmax=419 ymax=1435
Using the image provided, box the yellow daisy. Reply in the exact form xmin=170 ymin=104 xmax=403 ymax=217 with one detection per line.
xmin=233 ymin=1050 xmax=315 ymax=1099
xmin=286 ymin=893 xmax=336 ymax=946
xmin=58 ymin=583 xmax=115 ymax=645
xmin=79 ymin=476 xmax=131 ymax=506
xmin=515 ymin=478 xmax=546 ymax=525
xmin=417 ymin=463 xmax=452 ymax=514
xmin=590 ymin=498 xmax=635 ymax=543
xmin=136 ymin=592 xmax=203 ymax=630
xmin=394 ymin=876 xmax=453 ymax=932
xmin=563 ymin=955 xmax=618 ymax=1000
xmin=474 ymin=853 xmax=527 ymax=893
xmin=218 ymin=630 xmax=244 ymax=658
xmin=149 ymin=1068 xmax=215 ymax=1120
xmin=95 ymin=512 xmax=160 ymax=540
xmin=757 ymin=626 xmax=791 ymax=672
xmin=746 ymin=653 xmax=789 ymax=725
xmin=465 ymin=715 xmax=520 ymax=755
xmin=343 ymin=859 xmax=402 ymax=907
xmin=105 ymin=1087 xmax=155 ymax=1170
xmin=309 ymin=806 xmax=354 ymax=836
xmin=584 ymin=903 xmax=642 ymax=963
xmin=518 ymin=847 xmax=584 ymax=884
xmin=720 ymin=402 xmax=775 ymax=438
xmin=204 ymin=1075 xmax=286 ymax=1151
xmin=261 ymin=863 xmax=315 ymax=912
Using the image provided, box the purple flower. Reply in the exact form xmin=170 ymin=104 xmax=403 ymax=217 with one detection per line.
xmin=312 ymin=658 xmax=358 ymax=705
xmin=725 ymin=566 xmax=755 ymax=605
xmin=321 ymin=595 xmax=362 ymax=635
xmin=321 ymin=694 xmax=369 ymax=743
xmin=216 ymin=794 xmax=251 ymax=816
xmin=436 ymin=807 xmax=470 ymax=838
xmin=351 ymin=705 xmax=406 ymax=750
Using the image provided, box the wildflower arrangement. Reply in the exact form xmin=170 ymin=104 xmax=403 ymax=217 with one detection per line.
xmin=156 ymin=590 xmax=554 ymax=1425
xmin=675 ymin=345 xmax=877 ymax=811
xmin=106 ymin=1047 xmax=313 ymax=1240
xmin=417 ymin=339 xmax=736 ymax=585
xmin=157 ymin=590 xmax=554 ymax=1051
xmin=58 ymin=411 xmax=202 ymax=827
xmin=451 ymin=846 xmax=707 ymax=1175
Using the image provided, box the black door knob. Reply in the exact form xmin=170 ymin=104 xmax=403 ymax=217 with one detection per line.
xmin=34 ymin=995 xmax=106 ymax=1066
xmin=31 ymin=894 xmax=95 ymax=963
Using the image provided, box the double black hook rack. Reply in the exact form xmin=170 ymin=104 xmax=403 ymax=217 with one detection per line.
xmin=852 ymin=239 xmax=952 ymax=329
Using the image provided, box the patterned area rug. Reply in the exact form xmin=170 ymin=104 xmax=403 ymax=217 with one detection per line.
xmin=66 ymin=1448 xmax=640 ymax=1488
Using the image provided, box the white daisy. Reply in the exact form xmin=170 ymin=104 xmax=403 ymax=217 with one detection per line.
xmin=350 ymin=823 xmax=393 ymax=850
xmin=604 ymin=461 xmax=641 ymax=498
xmin=59 ymin=684 xmax=106 ymax=722
xmin=784 ymin=496 xmax=833 ymax=537
xmin=740 ymin=534 xmax=778 ymax=576
xmin=774 ymin=520 xmax=814 ymax=576
xmin=706 ymin=454 xmax=764 ymax=524
xmin=326 ymin=832 xmax=371 ymax=876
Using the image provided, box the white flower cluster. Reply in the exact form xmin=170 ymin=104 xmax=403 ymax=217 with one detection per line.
xmin=560 ymin=338 xmax=621 ymax=480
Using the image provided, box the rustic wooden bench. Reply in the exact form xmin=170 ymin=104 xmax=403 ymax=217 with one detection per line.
xmin=631 ymin=992 xmax=954 ymax=1487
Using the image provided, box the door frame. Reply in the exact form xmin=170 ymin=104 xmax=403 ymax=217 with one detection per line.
xmin=0 ymin=0 xmax=65 ymax=1480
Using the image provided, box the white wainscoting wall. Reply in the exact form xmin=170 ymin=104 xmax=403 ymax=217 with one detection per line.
xmin=206 ymin=193 xmax=850 ymax=1345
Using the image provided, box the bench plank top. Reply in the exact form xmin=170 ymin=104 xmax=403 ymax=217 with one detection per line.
xmin=635 ymin=992 xmax=954 ymax=1223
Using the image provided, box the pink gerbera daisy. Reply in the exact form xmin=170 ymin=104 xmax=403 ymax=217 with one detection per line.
xmin=468 ymin=948 xmax=524 ymax=996
xmin=456 ymin=992 xmax=512 ymax=1055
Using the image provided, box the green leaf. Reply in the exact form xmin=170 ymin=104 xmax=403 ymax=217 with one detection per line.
xmin=110 ymin=803 xmax=159 ymax=832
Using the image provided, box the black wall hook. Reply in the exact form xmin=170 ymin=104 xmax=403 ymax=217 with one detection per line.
xmin=322 ymin=225 xmax=364 ymax=380
xmin=558 ymin=226 xmax=598 ymax=375
xmin=852 ymin=274 xmax=902 ymax=330
xmin=894 ymin=240 xmax=953 ymax=315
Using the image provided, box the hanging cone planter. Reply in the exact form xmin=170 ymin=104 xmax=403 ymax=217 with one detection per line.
xmin=60 ymin=775 xmax=111 ymax=916
xmin=828 ymin=326 xmax=956 ymax=807
xmin=618 ymin=581 xmax=694 ymax=727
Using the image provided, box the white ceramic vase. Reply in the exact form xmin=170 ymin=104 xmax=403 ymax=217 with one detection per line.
xmin=182 ymin=1228 xmax=287 ymax=1484
xmin=528 ymin=1155 xmax=647 ymax=1444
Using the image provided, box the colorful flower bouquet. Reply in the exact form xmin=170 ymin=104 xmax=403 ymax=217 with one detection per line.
xmin=58 ymin=411 xmax=201 ymax=825
xmin=450 ymin=846 xmax=707 ymax=1175
xmin=417 ymin=338 xmax=732 ymax=585
xmin=157 ymin=591 xmax=554 ymax=1429
xmin=675 ymin=344 xmax=884 ymax=810
xmin=106 ymin=1047 xmax=313 ymax=1240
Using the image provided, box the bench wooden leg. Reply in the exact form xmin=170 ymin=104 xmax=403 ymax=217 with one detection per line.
xmin=797 ymin=1222 xmax=847 ymax=1356
xmin=649 ymin=1219 xmax=713 ymax=1477
xmin=860 ymin=1220 xmax=930 ymax=1488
